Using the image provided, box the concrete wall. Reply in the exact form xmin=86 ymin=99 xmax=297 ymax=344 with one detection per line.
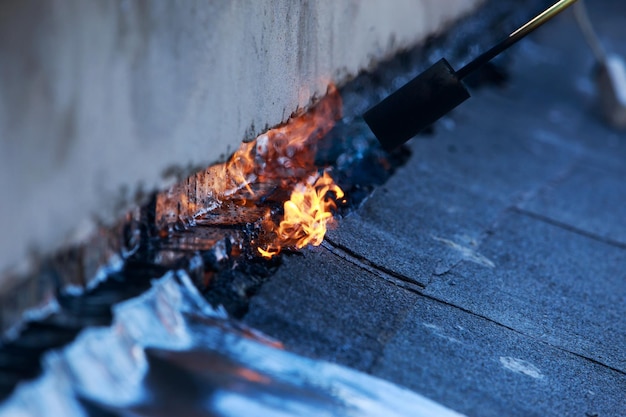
xmin=0 ymin=0 xmax=483 ymax=277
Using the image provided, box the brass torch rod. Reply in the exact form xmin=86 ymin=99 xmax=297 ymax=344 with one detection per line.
xmin=456 ymin=0 xmax=578 ymax=80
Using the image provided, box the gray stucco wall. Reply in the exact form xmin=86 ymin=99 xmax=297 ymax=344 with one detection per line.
xmin=0 ymin=0 xmax=483 ymax=277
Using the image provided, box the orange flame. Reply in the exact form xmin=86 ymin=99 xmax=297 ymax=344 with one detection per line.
xmin=258 ymin=171 xmax=344 ymax=258
xmin=157 ymin=85 xmax=344 ymax=257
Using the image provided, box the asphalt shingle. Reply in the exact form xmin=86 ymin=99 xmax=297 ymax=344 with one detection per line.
xmin=326 ymin=171 xmax=507 ymax=287
xmin=424 ymin=210 xmax=626 ymax=373
xmin=373 ymin=293 xmax=626 ymax=417
xmin=519 ymin=161 xmax=626 ymax=245
xmin=244 ymin=248 xmax=416 ymax=371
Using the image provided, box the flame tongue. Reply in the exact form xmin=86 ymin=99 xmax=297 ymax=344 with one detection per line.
xmin=159 ymin=85 xmax=344 ymax=258
xmin=211 ymin=85 xmax=345 ymax=258
xmin=259 ymin=171 xmax=344 ymax=258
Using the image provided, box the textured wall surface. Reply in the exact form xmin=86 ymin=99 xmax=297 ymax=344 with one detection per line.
xmin=0 ymin=0 xmax=483 ymax=276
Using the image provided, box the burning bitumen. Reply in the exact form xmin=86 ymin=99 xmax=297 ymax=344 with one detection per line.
xmin=156 ymin=86 xmax=345 ymax=259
